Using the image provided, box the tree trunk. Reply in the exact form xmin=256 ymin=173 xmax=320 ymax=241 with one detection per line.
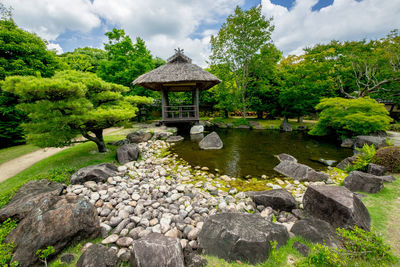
xmin=242 ymin=92 xmax=246 ymax=119
xmin=257 ymin=111 xmax=263 ymax=119
xmin=283 ymin=116 xmax=289 ymax=123
xmin=93 ymin=129 xmax=107 ymax=153
xmin=224 ymin=110 xmax=229 ymax=118
xmin=297 ymin=116 xmax=303 ymax=123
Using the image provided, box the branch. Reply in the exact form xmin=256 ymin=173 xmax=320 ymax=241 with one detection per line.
xmin=363 ymin=78 xmax=400 ymax=95
xmin=338 ymin=77 xmax=356 ymax=99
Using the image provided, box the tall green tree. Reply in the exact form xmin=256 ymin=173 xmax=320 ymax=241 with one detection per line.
xmin=60 ymin=47 xmax=107 ymax=73
xmin=0 ymin=4 xmax=61 ymax=147
xmin=210 ymin=6 xmax=274 ymax=118
xmin=1 ymin=71 xmax=139 ymax=152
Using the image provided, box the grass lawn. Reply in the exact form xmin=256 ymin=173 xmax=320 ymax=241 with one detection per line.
xmin=0 ymin=144 xmax=40 ymax=165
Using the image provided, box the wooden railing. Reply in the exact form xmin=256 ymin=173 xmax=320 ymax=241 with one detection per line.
xmin=163 ymin=105 xmax=198 ymax=121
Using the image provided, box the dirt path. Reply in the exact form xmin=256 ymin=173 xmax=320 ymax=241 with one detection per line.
xmin=0 ymin=128 xmax=123 ymax=183
xmin=387 ymin=131 xmax=400 ymax=146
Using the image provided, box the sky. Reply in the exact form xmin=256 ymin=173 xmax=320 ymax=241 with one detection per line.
xmin=3 ymin=0 xmax=400 ymax=67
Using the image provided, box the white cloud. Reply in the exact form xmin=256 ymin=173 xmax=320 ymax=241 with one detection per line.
xmin=4 ymin=0 xmax=100 ymax=41
xmin=46 ymin=43 xmax=63 ymax=54
xmin=261 ymin=0 xmax=400 ymax=56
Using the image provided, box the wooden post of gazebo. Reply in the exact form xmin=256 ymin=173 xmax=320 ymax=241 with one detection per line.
xmin=133 ymin=48 xmax=220 ymax=124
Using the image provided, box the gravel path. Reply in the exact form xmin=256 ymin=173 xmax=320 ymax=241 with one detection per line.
xmin=0 ymin=128 xmax=123 ymax=183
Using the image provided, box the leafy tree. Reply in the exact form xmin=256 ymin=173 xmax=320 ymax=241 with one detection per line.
xmin=0 ymin=4 xmax=61 ymax=147
xmin=210 ymin=6 xmax=274 ymax=118
xmin=59 ymin=47 xmax=106 ymax=73
xmin=97 ymin=29 xmax=155 ymax=91
xmin=1 ymin=70 xmax=138 ymax=152
xmin=310 ymin=97 xmax=392 ymax=138
xmin=247 ymin=44 xmax=282 ymax=119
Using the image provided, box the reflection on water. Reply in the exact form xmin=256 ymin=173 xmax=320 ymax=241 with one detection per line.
xmin=171 ymin=129 xmax=352 ymax=178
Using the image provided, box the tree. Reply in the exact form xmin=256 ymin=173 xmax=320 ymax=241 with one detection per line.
xmin=1 ymin=70 xmax=138 ymax=152
xmin=59 ymin=47 xmax=107 ymax=73
xmin=210 ymin=6 xmax=274 ymax=118
xmin=97 ymin=28 xmax=155 ymax=91
xmin=309 ymin=97 xmax=392 ymax=138
xmin=0 ymin=4 xmax=61 ymax=147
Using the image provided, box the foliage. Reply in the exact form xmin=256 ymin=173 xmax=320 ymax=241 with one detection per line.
xmin=303 ymin=227 xmax=395 ymax=267
xmin=346 ymin=144 xmax=376 ymax=172
xmin=310 ymin=97 xmax=392 ymax=138
xmin=372 ymin=146 xmax=400 ymax=173
xmin=0 ymin=6 xmax=61 ymax=147
xmin=1 ymin=70 xmax=137 ymax=152
xmin=59 ymin=47 xmax=107 ymax=73
xmin=0 ymin=218 xmax=18 ymax=266
xmin=36 ymin=246 xmax=55 ymax=267
xmin=210 ymin=6 xmax=274 ymax=118
xmin=97 ymin=28 xmax=155 ymax=94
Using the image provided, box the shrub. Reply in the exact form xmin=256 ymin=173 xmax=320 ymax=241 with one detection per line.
xmin=372 ymin=146 xmax=400 ymax=173
xmin=309 ymin=97 xmax=392 ymax=138
xmin=345 ymin=144 xmax=376 ymax=172
xmin=0 ymin=219 xmax=18 ymax=266
xmin=232 ymin=118 xmax=249 ymax=126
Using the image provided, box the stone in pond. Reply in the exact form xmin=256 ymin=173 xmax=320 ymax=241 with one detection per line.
xmin=246 ymin=189 xmax=296 ymax=211
xmin=130 ymin=233 xmax=184 ymax=267
xmin=190 ymin=125 xmax=204 ymax=135
xmin=336 ymin=155 xmax=357 ymax=170
xmin=198 ymin=213 xmax=289 ymax=265
xmin=70 ymin=163 xmax=118 ymax=184
xmin=166 ymin=135 xmax=184 ymax=143
xmin=276 ymin=153 xmax=297 ymax=162
xmin=355 ymin=135 xmax=387 ymax=149
xmin=343 ymin=171 xmax=384 ymax=193
xmin=274 ymin=160 xmax=328 ymax=182
xmin=199 ymin=131 xmax=223 ymax=150
xmin=303 ymin=185 xmax=370 ymax=230
xmin=116 ymin=144 xmax=139 ymax=164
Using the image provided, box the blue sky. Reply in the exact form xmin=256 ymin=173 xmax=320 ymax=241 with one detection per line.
xmin=4 ymin=0 xmax=400 ymax=66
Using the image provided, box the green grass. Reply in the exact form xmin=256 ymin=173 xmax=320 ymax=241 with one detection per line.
xmin=0 ymin=144 xmax=40 ymax=165
xmin=206 ymin=117 xmax=316 ymax=130
xmin=0 ymin=135 xmax=124 ymax=208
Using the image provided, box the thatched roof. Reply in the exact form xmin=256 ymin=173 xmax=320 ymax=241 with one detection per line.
xmin=133 ymin=48 xmax=221 ymax=92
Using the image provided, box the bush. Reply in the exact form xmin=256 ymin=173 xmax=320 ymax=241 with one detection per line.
xmin=345 ymin=144 xmax=376 ymax=172
xmin=309 ymin=97 xmax=392 ymax=138
xmin=0 ymin=219 xmax=18 ymax=266
xmin=232 ymin=118 xmax=249 ymax=126
xmin=372 ymin=146 xmax=400 ymax=173
xmin=302 ymin=226 xmax=395 ymax=267
xmin=389 ymin=123 xmax=400 ymax=132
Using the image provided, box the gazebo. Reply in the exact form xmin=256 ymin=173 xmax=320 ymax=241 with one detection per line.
xmin=133 ymin=48 xmax=221 ymax=124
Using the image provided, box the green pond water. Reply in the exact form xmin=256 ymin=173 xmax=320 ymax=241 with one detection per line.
xmin=171 ymin=128 xmax=353 ymax=178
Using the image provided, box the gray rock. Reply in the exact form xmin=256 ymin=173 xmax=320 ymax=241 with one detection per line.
xmin=117 ymin=144 xmax=139 ymax=164
xmin=380 ymin=175 xmax=396 ymax=182
xmin=198 ymin=213 xmax=289 ymax=265
xmin=341 ymin=138 xmax=355 ymax=148
xmin=199 ymin=131 xmax=223 ymax=150
xmin=108 ymin=139 xmax=129 ymax=147
xmin=127 ymin=130 xmax=152 ymax=143
xmin=71 ymin=163 xmax=118 ymax=184
xmin=190 ymin=125 xmax=204 ymax=135
xmin=303 ymin=185 xmax=370 ymax=230
xmin=355 ymin=135 xmax=387 ymax=149
xmin=0 ymin=179 xmax=65 ymax=222
xmin=215 ymin=122 xmax=227 ymax=128
xmin=291 ymin=218 xmax=340 ymax=247
xmin=280 ymin=120 xmax=292 ymax=132
xmin=234 ymin=124 xmax=250 ymax=129
xmin=367 ymin=163 xmax=386 ymax=176
xmin=276 ymin=153 xmax=297 ymax=162
xmin=6 ymin=195 xmax=100 ymax=266
xmin=274 ymin=160 xmax=328 ymax=182
xmin=60 ymin=253 xmax=75 ymax=264
xmin=166 ymin=135 xmax=184 ymax=143
xmin=76 ymin=244 xmax=119 ymax=267
xmin=336 ymin=156 xmax=357 ymax=170
xmin=116 ymin=237 xmax=133 ymax=247
xmin=130 ymin=233 xmax=184 ymax=267
xmin=102 ymin=234 xmax=119 ymax=244
xmin=343 ymin=171 xmax=384 ymax=193
xmin=292 ymin=241 xmax=310 ymax=257
xmin=246 ymin=189 xmax=296 ymax=211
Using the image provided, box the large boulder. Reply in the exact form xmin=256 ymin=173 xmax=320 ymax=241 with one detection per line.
xmin=341 ymin=138 xmax=355 ymax=148
xmin=198 ymin=213 xmax=289 ymax=265
xmin=70 ymin=163 xmax=118 ymax=184
xmin=303 ymin=185 xmax=370 ymax=230
xmin=5 ymin=195 xmax=100 ymax=266
xmin=190 ymin=125 xmax=204 ymax=135
xmin=291 ymin=218 xmax=340 ymax=248
xmin=126 ymin=130 xmax=152 ymax=143
xmin=130 ymin=233 xmax=184 ymax=267
xmin=336 ymin=155 xmax=357 ymax=170
xmin=246 ymin=189 xmax=297 ymax=211
xmin=116 ymin=144 xmax=139 ymax=164
xmin=274 ymin=160 xmax=328 ymax=182
xmin=343 ymin=171 xmax=384 ymax=193
xmin=367 ymin=163 xmax=386 ymax=176
xmin=0 ymin=179 xmax=65 ymax=222
xmin=76 ymin=244 xmax=119 ymax=267
xmin=199 ymin=131 xmax=223 ymax=150
xmin=355 ymin=135 xmax=387 ymax=149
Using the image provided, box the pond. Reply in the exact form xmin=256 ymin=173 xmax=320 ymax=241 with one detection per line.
xmin=171 ymin=128 xmax=353 ymax=178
